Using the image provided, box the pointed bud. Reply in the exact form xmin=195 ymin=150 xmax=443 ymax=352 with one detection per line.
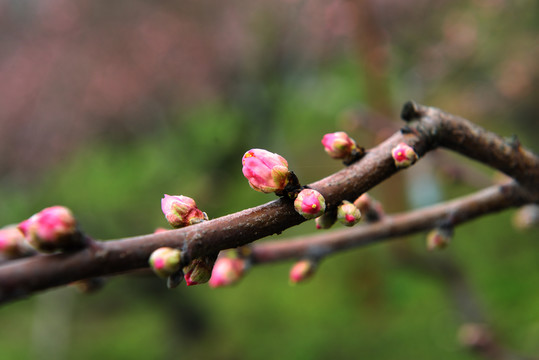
xmin=241 ymin=149 xmax=290 ymax=193
xmin=183 ymin=256 xmax=215 ymax=286
xmin=337 ymin=201 xmax=362 ymax=226
xmin=208 ymin=257 xmax=246 ymax=288
xmin=321 ymin=132 xmax=360 ymax=160
xmin=294 ymin=189 xmax=326 ymax=219
xmin=161 ymin=194 xmax=208 ymax=228
xmin=149 ymin=247 xmax=182 ymax=278
xmin=289 ymin=259 xmax=317 ymax=284
xmin=391 ymin=142 xmax=418 ymax=168
xmin=315 ymin=210 xmax=337 ymax=230
xmin=0 ymin=226 xmax=26 ymax=258
xmin=426 ymin=227 xmax=453 ymax=251
xmin=18 ymin=206 xmax=79 ymax=253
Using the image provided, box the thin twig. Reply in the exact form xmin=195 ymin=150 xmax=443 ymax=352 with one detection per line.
xmin=249 ymin=181 xmax=527 ymax=263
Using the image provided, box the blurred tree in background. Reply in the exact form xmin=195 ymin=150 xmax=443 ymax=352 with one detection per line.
xmin=0 ymin=0 xmax=538 ymax=359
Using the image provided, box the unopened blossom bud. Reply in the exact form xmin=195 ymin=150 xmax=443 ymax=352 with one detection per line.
xmin=337 ymin=201 xmax=362 ymax=227
xmin=0 ymin=226 xmax=26 ymax=258
xmin=315 ymin=210 xmax=337 ymax=230
xmin=294 ymin=189 xmax=326 ymax=219
xmin=457 ymin=323 xmax=493 ymax=351
xmin=149 ymin=247 xmax=182 ymax=278
xmin=289 ymin=259 xmax=317 ymax=284
xmin=241 ymin=149 xmax=290 ymax=193
xmin=321 ymin=132 xmax=358 ymax=160
xmin=161 ymin=194 xmax=208 ymax=228
xmin=183 ymin=256 xmax=214 ymax=286
xmin=353 ymin=193 xmax=372 ymax=215
xmin=18 ymin=206 xmax=79 ymax=253
xmin=391 ymin=142 xmax=418 ymax=168
xmin=353 ymin=193 xmax=385 ymax=222
xmin=512 ymin=204 xmax=539 ymax=230
xmin=208 ymin=257 xmax=246 ymax=288
xmin=426 ymin=227 xmax=453 ymax=251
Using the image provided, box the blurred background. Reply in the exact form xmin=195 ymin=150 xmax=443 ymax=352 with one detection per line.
xmin=0 ymin=0 xmax=538 ymax=359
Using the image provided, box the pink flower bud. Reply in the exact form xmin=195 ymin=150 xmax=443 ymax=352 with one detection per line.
xmin=353 ymin=193 xmax=372 ymax=214
xmin=354 ymin=193 xmax=385 ymax=222
xmin=149 ymin=247 xmax=182 ymax=278
xmin=18 ymin=206 xmax=78 ymax=253
xmin=426 ymin=227 xmax=453 ymax=251
xmin=512 ymin=204 xmax=539 ymax=230
xmin=0 ymin=226 xmax=26 ymax=258
xmin=183 ymin=257 xmax=214 ymax=286
xmin=458 ymin=323 xmax=493 ymax=351
xmin=337 ymin=201 xmax=362 ymax=226
xmin=294 ymin=189 xmax=326 ymax=219
xmin=289 ymin=259 xmax=317 ymax=284
xmin=391 ymin=142 xmax=418 ymax=168
xmin=161 ymin=194 xmax=208 ymax=228
xmin=321 ymin=132 xmax=358 ymax=159
xmin=208 ymin=257 xmax=245 ymax=288
xmin=241 ymin=149 xmax=290 ymax=193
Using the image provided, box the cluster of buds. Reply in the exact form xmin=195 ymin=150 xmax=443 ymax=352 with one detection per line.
xmin=391 ymin=142 xmax=418 ymax=168
xmin=337 ymin=201 xmax=362 ymax=227
xmin=0 ymin=226 xmax=27 ymax=258
xmin=161 ymin=194 xmax=208 ymax=228
xmin=294 ymin=189 xmax=326 ymax=219
xmin=289 ymin=259 xmax=317 ymax=284
xmin=321 ymin=132 xmax=364 ymax=164
xmin=426 ymin=227 xmax=453 ymax=251
xmin=17 ymin=206 xmax=81 ymax=253
xmin=149 ymin=247 xmax=182 ymax=278
xmin=242 ymin=149 xmax=291 ymax=194
xmin=208 ymin=254 xmax=246 ymax=288
xmin=155 ymin=195 xmax=212 ymax=287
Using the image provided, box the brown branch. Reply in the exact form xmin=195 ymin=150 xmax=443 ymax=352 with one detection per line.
xmin=0 ymin=102 xmax=538 ymax=303
xmin=401 ymin=101 xmax=539 ymax=194
xmin=249 ymin=181 xmax=527 ymax=263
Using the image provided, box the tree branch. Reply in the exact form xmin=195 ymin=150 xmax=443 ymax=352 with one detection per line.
xmin=0 ymin=102 xmax=537 ymax=303
xmin=249 ymin=181 xmax=527 ymax=263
